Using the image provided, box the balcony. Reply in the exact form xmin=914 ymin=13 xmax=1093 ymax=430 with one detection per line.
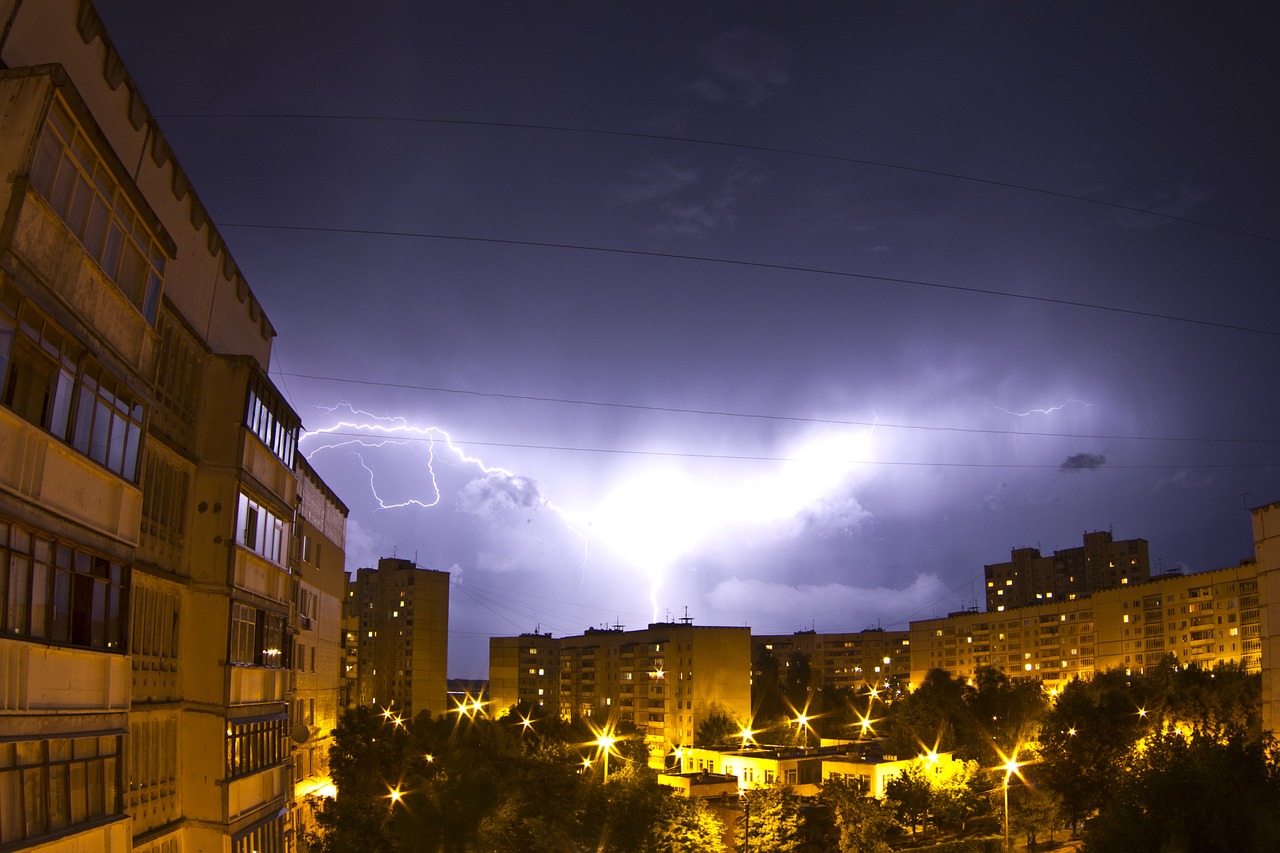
xmin=228 ymin=764 xmax=290 ymax=823
xmin=0 ymin=639 xmax=128 ymax=712
xmin=234 ymin=548 xmax=291 ymax=604
xmin=0 ymin=406 xmax=141 ymax=545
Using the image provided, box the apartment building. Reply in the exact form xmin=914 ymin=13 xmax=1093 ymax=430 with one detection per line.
xmin=984 ymin=530 xmax=1150 ymax=611
xmin=1253 ymin=501 xmax=1280 ymax=735
xmin=752 ymin=628 xmax=912 ymax=694
xmin=0 ymin=3 xmax=348 ymax=851
xmin=493 ymin=621 xmax=751 ymax=753
xmin=349 ymin=558 xmax=450 ymax=719
xmin=290 ymin=458 xmax=349 ymax=833
xmin=489 ymin=631 xmax=560 ymax=716
xmin=912 ymin=561 xmax=1260 ymax=689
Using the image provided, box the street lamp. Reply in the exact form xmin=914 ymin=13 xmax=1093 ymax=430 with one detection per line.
xmin=794 ymin=714 xmax=810 ymax=750
xmin=1002 ymin=754 xmax=1021 ymax=851
xmin=596 ymin=733 xmax=616 ymax=781
xmin=739 ymin=726 xmax=754 ymax=751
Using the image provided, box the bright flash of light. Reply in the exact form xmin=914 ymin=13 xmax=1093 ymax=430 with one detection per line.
xmin=586 ymin=426 xmax=876 ymax=618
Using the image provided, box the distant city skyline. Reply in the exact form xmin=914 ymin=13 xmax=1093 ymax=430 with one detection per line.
xmin=94 ymin=1 xmax=1280 ymax=676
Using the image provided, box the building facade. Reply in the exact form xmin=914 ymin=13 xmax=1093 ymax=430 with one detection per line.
xmin=913 ymin=561 xmax=1260 ymax=689
xmin=493 ymin=621 xmax=752 ymax=754
xmin=349 ymin=558 xmax=450 ymax=719
xmin=489 ymin=631 xmax=560 ymax=716
xmin=1255 ymin=501 xmax=1280 ymax=735
xmin=289 ymin=458 xmax=348 ymax=837
xmin=752 ymin=628 xmax=912 ymax=694
xmin=0 ymin=3 xmax=348 ymax=851
xmin=984 ymin=530 xmax=1150 ymax=611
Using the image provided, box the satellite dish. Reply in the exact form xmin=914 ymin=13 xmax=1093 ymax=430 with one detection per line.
xmin=291 ymin=723 xmax=311 ymax=744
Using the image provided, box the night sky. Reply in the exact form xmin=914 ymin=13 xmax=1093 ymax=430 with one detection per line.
xmin=94 ymin=2 xmax=1280 ymax=677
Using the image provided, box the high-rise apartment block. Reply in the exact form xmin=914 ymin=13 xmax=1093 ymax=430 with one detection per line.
xmin=752 ymin=628 xmax=912 ymax=694
xmin=491 ymin=621 xmax=752 ymax=753
xmin=984 ymin=530 xmax=1149 ymax=611
xmin=915 ymin=561 xmax=1259 ymax=689
xmin=1254 ymin=501 xmax=1280 ymax=735
xmin=0 ymin=3 xmax=348 ymax=851
xmin=349 ymin=558 xmax=450 ymax=719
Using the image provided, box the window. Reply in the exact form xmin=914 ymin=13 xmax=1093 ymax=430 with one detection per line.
xmin=225 ymin=715 xmax=288 ymax=779
xmin=0 ymin=519 xmax=129 ymax=651
xmin=237 ymin=491 xmax=287 ymax=566
xmin=232 ymin=812 xmax=286 ymax=853
xmin=229 ymin=602 xmax=287 ymax=668
xmin=0 ymin=734 xmax=122 ymax=846
xmin=245 ymin=377 xmax=298 ymax=467
xmin=28 ymin=97 xmax=165 ymax=321
xmin=71 ymin=362 xmax=143 ymax=478
xmin=0 ymin=284 xmax=145 ymax=480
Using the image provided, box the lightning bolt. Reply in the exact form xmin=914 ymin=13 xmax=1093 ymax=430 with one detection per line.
xmin=301 ymin=403 xmax=589 ymax=568
xmin=990 ymin=399 xmax=1093 ymax=417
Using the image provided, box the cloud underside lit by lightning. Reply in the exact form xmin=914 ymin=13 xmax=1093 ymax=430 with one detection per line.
xmin=299 ymin=403 xmax=883 ymax=622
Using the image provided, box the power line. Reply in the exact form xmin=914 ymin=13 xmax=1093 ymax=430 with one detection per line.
xmin=225 ymin=221 xmax=1280 ymax=338
xmin=303 ymin=428 xmax=1277 ymax=470
xmin=279 ymin=370 xmax=1280 ymax=446
xmin=156 ymin=112 xmax=1280 ymax=246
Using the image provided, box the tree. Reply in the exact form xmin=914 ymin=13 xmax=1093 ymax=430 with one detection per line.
xmin=927 ymin=756 xmax=984 ymax=833
xmin=1083 ymin=730 xmax=1280 ymax=853
xmin=820 ymin=777 xmax=899 ymax=853
xmin=1037 ymin=671 xmax=1147 ymax=832
xmin=1008 ymin=783 xmax=1062 ymax=851
xmin=696 ymin=709 xmax=742 ymax=748
xmin=884 ymin=764 xmax=933 ymax=837
xmin=884 ymin=668 xmax=968 ymax=759
xmin=654 ymin=795 xmax=728 ymax=853
xmin=740 ymin=786 xmax=803 ymax=853
xmin=304 ymin=706 xmax=415 ymax=853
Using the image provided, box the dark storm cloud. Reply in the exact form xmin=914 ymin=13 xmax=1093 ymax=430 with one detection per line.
xmin=1060 ymin=453 xmax=1107 ymax=472
xmin=687 ymin=26 xmax=792 ymax=107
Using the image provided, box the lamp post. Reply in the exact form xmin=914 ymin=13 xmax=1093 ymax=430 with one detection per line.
xmin=794 ymin=714 xmax=810 ymax=750
xmin=1002 ymin=755 xmax=1020 ymax=851
xmin=596 ymin=733 xmax=616 ymax=781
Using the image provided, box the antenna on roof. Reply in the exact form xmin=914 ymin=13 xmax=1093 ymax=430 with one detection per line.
xmin=679 ymin=606 xmax=694 ymax=626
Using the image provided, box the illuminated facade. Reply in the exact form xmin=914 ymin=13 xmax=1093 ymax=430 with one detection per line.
xmin=752 ymin=628 xmax=911 ymax=693
xmin=290 ymin=458 xmax=349 ymax=835
xmin=489 ymin=632 xmax=560 ymax=715
xmin=492 ymin=622 xmax=751 ymax=753
xmin=984 ymin=530 xmax=1150 ymax=611
xmin=1255 ymin=501 xmax=1280 ymax=735
xmin=350 ymin=558 xmax=450 ymax=719
xmin=912 ymin=561 xmax=1260 ymax=688
xmin=0 ymin=3 xmax=348 ymax=851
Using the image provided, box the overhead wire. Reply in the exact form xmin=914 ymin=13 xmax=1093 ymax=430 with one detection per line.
xmin=303 ymin=428 xmax=1278 ymax=469
xmin=283 ymin=371 xmax=1280 ymax=446
xmin=155 ymin=112 xmax=1280 ymax=247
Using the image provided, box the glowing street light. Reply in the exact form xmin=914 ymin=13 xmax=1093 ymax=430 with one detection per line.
xmin=1000 ymin=750 xmax=1023 ymax=851
xmin=739 ymin=726 xmax=755 ymax=750
xmin=387 ymin=786 xmax=404 ymax=810
xmin=596 ymin=732 xmax=617 ymax=781
xmin=794 ymin=714 xmax=812 ymax=750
